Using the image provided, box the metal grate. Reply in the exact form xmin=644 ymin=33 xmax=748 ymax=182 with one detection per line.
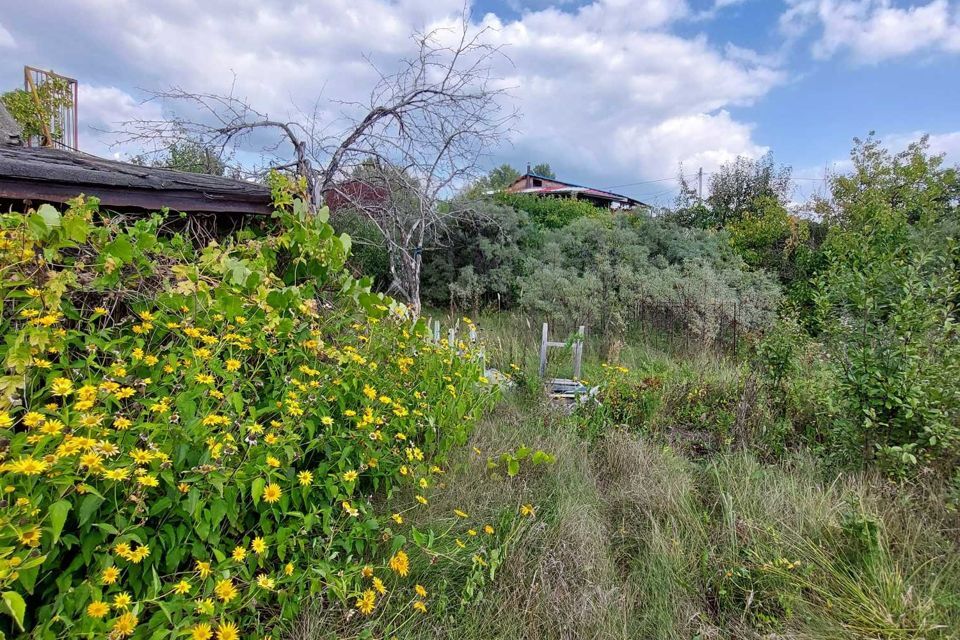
xmin=23 ymin=66 xmax=79 ymax=151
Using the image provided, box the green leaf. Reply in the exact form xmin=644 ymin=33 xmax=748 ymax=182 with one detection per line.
xmin=105 ymin=234 xmax=134 ymax=262
xmin=1 ymin=591 xmax=26 ymax=631
xmin=251 ymin=477 xmax=265 ymax=505
xmin=47 ymin=500 xmax=71 ymax=544
xmin=37 ymin=204 xmax=62 ymax=229
xmin=77 ymin=494 xmax=104 ymax=527
xmin=506 ymin=458 xmax=520 ymax=478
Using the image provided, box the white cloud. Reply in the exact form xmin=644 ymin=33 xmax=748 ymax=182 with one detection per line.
xmin=880 ymin=129 xmax=960 ymax=160
xmin=77 ymin=85 xmax=164 ymax=157
xmin=782 ymin=0 xmax=960 ymax=63
xmin=0 ymin=22 xmax=14 ymax=48
xmin=619 ymin=111 xmax=769 ymax=179
xmin=0 ymin=0 xmax=783 ymax=189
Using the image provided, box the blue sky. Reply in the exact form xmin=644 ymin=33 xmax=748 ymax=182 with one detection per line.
xmin=1 ymin=0 xmax=958 ymax=206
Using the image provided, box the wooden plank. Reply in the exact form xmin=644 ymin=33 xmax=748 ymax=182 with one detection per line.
xmin=0 ymin=179 xmax=273 ymax=215
xmin=573 ymin=325 xmax=585 ymax=380
xmin=539 ymin=322 xmax=549 ymax=378
xmin=0 ymin=146 xmax=273 ymax=215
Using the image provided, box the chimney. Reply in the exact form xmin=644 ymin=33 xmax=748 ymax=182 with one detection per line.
xmin=526 ymin=162 xmax=532 ymax=188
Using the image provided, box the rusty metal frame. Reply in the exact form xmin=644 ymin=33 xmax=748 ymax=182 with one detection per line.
xmin=23 ymin=66 xmax=79 ymax=150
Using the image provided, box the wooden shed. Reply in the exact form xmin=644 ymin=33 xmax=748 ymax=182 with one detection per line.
xmin=0 ymin=145 xmax=272 ymax=217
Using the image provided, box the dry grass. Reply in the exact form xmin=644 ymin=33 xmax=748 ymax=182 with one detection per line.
xmin=289 ymin=388 xmax=960 ymax=640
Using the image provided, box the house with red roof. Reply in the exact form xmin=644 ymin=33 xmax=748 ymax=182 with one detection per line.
xmin=505 ymin=165 xmax=647 ymax=210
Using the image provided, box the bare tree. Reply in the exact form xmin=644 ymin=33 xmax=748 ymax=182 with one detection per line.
xmin=115 ymin=15 xmax=515 ymax=315
xmin=322 ymin=19 xmax=514 ymax=315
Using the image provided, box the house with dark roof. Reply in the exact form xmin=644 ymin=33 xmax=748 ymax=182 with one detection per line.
xmin=0 ymin=103 xmax=272 ymax=217
xmin=505 ymin=166 xmax=647 ymax=210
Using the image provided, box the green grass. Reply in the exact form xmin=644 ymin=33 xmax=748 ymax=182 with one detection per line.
xmin=290 ymin=314 xmax=960 ymax=640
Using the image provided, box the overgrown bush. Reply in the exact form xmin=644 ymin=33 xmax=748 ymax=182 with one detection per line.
xmin=813 ymin=137 xmax=960 ymax=478
xmin=519 ymin=214 xmax=781 ymax=340
xmin=0 ymin=179 xmax=498 ymax=637
xmin=493 ymin=192 xmax=601 ymax=229
xmin=420 ymin=200 xmax=535 ymax=311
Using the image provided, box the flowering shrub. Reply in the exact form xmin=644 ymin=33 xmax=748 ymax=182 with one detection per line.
xmin=0 ymin=177 xmax=497 ymax=637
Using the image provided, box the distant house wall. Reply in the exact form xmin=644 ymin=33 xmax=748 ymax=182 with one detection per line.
xmin=506 ymin=175 xmax=566 ymax=193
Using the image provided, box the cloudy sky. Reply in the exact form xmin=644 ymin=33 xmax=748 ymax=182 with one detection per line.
xmin=1 ymin=0 xmax=958 ymax=205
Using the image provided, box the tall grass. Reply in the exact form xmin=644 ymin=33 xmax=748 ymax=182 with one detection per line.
xmin=291 ymin=315 xmax=960 ymax=640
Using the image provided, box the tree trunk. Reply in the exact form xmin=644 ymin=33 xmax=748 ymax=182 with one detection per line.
xmin=387 ymin=247 xmax=422 ymax=318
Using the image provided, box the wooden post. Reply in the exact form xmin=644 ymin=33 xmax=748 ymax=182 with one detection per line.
xmin=448 ymin=328 xmax=456 ymax=349
xmin=573 ymin=325 xmax=585 ymax=380
xmin=433 ymin=320 xmax=440 ymax=343
xmin=539 ymin=322 xmax=549 ymax=378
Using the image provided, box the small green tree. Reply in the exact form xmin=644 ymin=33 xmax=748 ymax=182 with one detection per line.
xmin=132 ymin=137 xmax=227 ymax=176
xmin=816 ymin=135 xmax=960 ymax=475
xmin=1 ymin=77 xmax=73 ymax=146
xmin=531 ymin=162 xmax=555 ymax=178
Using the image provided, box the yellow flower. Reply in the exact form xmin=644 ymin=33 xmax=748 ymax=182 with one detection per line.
xmin=7 ymin=456 xmax=48 ymax=476
xmin=263 ymin=483 xmax=282 ymax=504
xmin=113 ymin=592 xmax=132 ymax=609
xmin=412 ymin=600 xmax=427 ymax=613
xmin=129 ymin=545 xmax=150 ymax=563
xmin=468 ymin=529 xmax=477 ymax=536
xmin=453 ymin=509 xmax=468 ymax=518
xmin=372 ymin=576 xmax=386 ymax=595
xmin=51 ymin=377 xmax=74 ymax=396
xmin=252 ymin=536 xmax=268 ymax=555
xmin=22 ymin=411 xmax=44 ymax=427
xmin=137 ymin=475 xmax=160 ymax=487
xmin=174 ymin=579 xmax=191 ymax=595
xmin=101 ymin=566 xmax=120 ymax=585
xmin=190 ymin=623 xmax=213 ymax=640
xmin=520 ymin=504 xmax=535 ymax=517
xmin=416 ymin=495 xmax=428 ymax=505
xmin=18 ymin=529 xmax=40 ymax=547
xmin=195 ymin=598 xmax=215 ymax=616
xmin=111 ymin=612 xmax=139 ymax=637
xmin=231 ymin=546 xmax=247 ymax=562
xmin=86 ymin=601 xmax=110 ymax=618
xmin=355 ymin=589 xmax=376 ymax=615
xmin=297 ymin=470 xmax=313 ymax=486
xmin=342 ymin=470 xmax=358 ymax=482
xmin=391 ymin=513 xmax=403 ymax=525
xmin=196 ymin=560 xmax=212 ymax=578
xmin=216 ymin=621 xmax=240 ymax=640
xmin=284 ymin=562 xmax=294 ymax=576
xmin=389 ymin=549 xmax=410 ymax=577
xmin=484 ymin=525 xmax=495 ymax=535
xmin=415 ymin=584 xmax=428 ymax=597
xmin=256 ymin=574 xmax=275 ymax=590
xmin=214 ymin=578 xmax=238 ymax=603
xmin=342 ymin=500 xmax=359 ymax=517
xmin=225 ymin=359 xmax=241 ymax=371
xmin=361 ymin=564 xmax=374 ymax=578
xmin=0 ymin=411 xmax=12 ymax=429
xmin=266 ymin=456 xmax=281 ymax=468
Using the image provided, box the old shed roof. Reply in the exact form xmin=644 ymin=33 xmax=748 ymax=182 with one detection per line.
xmin=0 ymin=146 xmax=273 ymax=215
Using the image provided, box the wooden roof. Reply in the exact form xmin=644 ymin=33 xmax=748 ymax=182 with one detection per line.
xmin=506 ymin=172 xmax=648 ymax=209
xmin=0 ymin=146 xmax=273 ymax=215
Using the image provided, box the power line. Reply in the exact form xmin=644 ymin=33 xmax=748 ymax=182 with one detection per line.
xmin=604 ymin=175 xmax=677 ymax=189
